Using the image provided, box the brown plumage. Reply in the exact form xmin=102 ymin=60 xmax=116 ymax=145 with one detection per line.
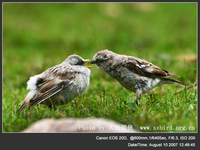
xmin=18 ymin=55 xmax=91 ymax=113
xmin=90 ymin=49 xmax=188 ymax=105
xmin=124 ymin=56 xmax=181 ymax=78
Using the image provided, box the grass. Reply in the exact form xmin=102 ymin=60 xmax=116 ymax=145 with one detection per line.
xmin=3 ymin=3 xmax=197 ymax=132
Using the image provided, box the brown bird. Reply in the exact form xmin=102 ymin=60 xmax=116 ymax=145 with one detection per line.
xmin=18 ymin=55 xmax=91 ymax=112
xmin=89 ymin=49 xmax=188 ymax=105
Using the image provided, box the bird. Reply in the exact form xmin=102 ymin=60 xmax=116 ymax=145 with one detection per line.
xmin=89 ymin=49 xmax=188 ymax=106
xmin=18 ymin=55 xmax=91 ymax=112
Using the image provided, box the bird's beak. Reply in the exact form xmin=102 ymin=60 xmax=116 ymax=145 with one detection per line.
xmin=88 ymin=60 xmax=96 ymax=64
xmin=84 ymin=59 xmax=92 ymax=68
xmin=83 ymin=59 xmax=90 ymax=63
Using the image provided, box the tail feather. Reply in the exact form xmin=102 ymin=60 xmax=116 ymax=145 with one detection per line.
xmin=17 ymin=101 xmax=28 ymax=113
xmin=165 ymin=74 xmax=180 ymax=78
xmin=18 ymin=91 xmax=35 ymax=113
xmin=163 ymin=78 xmax=189 ymax=86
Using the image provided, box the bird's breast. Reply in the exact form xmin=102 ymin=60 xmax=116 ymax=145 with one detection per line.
xmin=73 ymin=71 xmax=90 ymax=94
xmin=107 ymin=66 xmax=161 ymax=93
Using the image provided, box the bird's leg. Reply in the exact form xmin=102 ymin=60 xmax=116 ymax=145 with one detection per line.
xmin=77 ymin=89 xmax=80 ymax=97
xmin=76 ymin=89 xmax=81 ymax=105
xmin=131 ymin=90 xmax=142 ymax=106
xmin=135 ymin=97 xmax=141 ymax=106
xmin=58 ymin=85 xmax=64 ymax=105
xmin=135 ymin=90 xmax=142 ymax=106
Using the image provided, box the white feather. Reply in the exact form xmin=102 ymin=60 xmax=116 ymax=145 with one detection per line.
xmin=27 ymin=74 xmax=41 ymax=90
xmin=145 ymin=67 xmax=154 ymax=73
xmin=24 ymin=90 xmax=36 ymax=101
xmin=140 ymin=64 xmax=147 ymax=68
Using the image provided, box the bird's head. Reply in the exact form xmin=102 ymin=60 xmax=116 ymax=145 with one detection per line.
xmin=89 ymin=49 xmax=114 ymax=65
xmin=63 ymin=55 xmax=91 ymax=69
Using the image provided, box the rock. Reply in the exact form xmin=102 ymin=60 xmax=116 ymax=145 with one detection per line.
xmin=22 ymin=118 xmax=139 ymax=133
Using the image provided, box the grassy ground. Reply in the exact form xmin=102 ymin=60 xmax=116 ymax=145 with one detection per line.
xmin=3 ymin=3 xmax=197 ymax=132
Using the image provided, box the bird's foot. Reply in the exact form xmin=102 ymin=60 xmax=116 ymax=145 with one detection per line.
xmin=130 ymin=99 xmax=140 ymax=107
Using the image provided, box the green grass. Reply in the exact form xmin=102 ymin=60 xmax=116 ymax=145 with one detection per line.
xmin=3 ymin=3 xmax=197 ymax=132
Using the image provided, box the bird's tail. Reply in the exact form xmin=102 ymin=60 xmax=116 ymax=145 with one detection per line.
xmin=17 ymin=101 xmax=28 ymax=113
xmin=17 ymin=91 xmax=35 ymax=113
xmin=163 ymin=78 xmax=189 ymax=86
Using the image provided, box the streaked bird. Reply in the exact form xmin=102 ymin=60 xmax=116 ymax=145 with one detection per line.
xmin=18 ymin=55 xmax=91 ymax=112
xmin=89 ymin=49 xmax=187 ymax=105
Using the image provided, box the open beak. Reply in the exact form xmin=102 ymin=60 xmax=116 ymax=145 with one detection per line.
xmin=84 ymin=59 xmax=92 ymax=68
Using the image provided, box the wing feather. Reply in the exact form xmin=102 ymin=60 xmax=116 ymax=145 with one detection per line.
xmin=124 ymin=56 xmax=179 ymax=78
xmin=30 ymin=81 xmax=66 ymax=106
xmin=30 ymin=66 xmax=75 ymax=106
xmin=18 ymin=65 xmax=76 ymax=112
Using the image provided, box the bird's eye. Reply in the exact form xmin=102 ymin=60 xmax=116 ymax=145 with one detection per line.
xmin=102 ymin=54 xmax=110 ymax=60
xmin=75 ymin=60 xmax=84 ymax=65
xmin=103 ymin=55 xmax=107 ymax=58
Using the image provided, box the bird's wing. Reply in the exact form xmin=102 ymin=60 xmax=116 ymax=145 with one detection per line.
xmin=29 ymin=65 xmax=76 ymax=106
xmin=123 ymin=56 xmax=179 ymax=78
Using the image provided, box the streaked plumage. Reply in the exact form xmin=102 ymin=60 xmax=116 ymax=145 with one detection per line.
xmin=18 ymin=55 xmax=91 ymax=112
xmin=89 ymin=49 xmax=187 ymax=105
